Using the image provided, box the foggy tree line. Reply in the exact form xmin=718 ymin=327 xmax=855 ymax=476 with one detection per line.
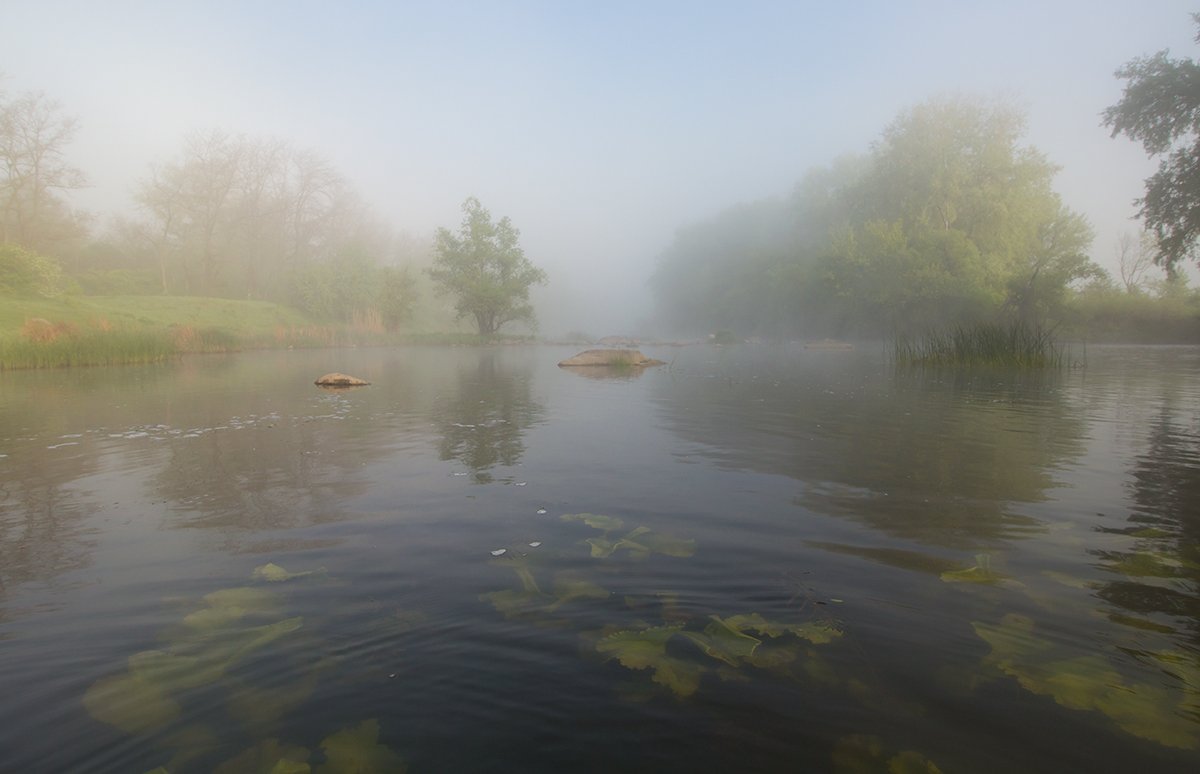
xmin=1 ymin=84 xmax=419 ymax=328
xmin=652 ymin=96 xmax=1195 ymax=339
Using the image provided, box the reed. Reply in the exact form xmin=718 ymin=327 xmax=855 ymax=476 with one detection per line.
xmin=0 ymin=328 xmax=176 ymax=369
xmin=894 ymin=322 xmax=1064 ymax=368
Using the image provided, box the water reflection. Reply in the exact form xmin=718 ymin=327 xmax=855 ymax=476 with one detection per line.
xmin=1096 ymin=403 xmax=1200 ymax=639
xmin=431 ymin=351 xmax=544 ymax=482
xmin=652 ymin=350 xmax=1086 ymax=550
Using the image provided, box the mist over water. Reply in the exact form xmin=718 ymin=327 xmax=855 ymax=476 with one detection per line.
xmin=3 ymin=2 xmax=1198 ymax=335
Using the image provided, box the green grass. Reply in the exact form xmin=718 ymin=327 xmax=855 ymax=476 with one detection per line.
xmin=894 ymin=322 xmax=1064 ymax=368
xmin=0 ymin=293 xmax=537 ymax=369
xmin=0 ymin=329 xmax=176 ymax=368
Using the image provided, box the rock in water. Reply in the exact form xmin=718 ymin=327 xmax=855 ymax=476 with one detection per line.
xmin=314 ymin=372 xmax=371 ymax=387
xmin=558 ymin=349 xmax=665 ymax=367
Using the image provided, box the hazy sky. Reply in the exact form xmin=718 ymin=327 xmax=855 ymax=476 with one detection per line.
xmin=3 ymin=1 xmax=1196 ymax=333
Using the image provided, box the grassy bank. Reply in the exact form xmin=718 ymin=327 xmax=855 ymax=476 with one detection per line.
xmin=0 ymin=294 xmax=523 ymax=369
xmin=894 ymin=323 xmax=1065 ymax=368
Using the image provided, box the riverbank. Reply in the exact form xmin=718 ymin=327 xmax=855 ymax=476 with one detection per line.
xmin=0 ymin=294 xmax=527 ymax=369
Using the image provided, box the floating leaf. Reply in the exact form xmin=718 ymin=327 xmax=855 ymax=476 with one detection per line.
xmin=82 ymin=673 xmax=181 ymax=733
xmin=213 ymin=738 xmax=311 ymax=774
xmin=315 ymin=718 xmax=406 ymax=774
xmin=252 ymin=563 xmax=314 ymax=582
xmin=561 ymin=513 xmax=624 ymax=531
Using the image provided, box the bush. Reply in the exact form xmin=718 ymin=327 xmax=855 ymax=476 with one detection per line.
xmin=0 ymin=244 xmax=66 ymax=297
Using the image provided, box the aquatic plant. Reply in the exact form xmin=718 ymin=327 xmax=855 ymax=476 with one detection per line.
xmin=893 ymin=322 xmax=1064 ymax=368
xmin=252 ymin=562 xmax=317 ymax=582
xmin=82 ymin=581 xmax=304 ymax=736
xmin=972 ymin=613 xmax=1199 ymax=749
xmin=316 ymin=719 xmax=407 ymax=774
xmin=596 ymin=613 xmax=843 ymax=698
xmin=481 ymin=557 xmax=611 ymax=619
xmin=830 ymin=735 xmax=944 ymax=774
xmin=560 ymin=514 xmax=696 ymax=559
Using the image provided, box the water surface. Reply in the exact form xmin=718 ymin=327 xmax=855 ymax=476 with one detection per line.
xmin=1 ymin=344 xmax=1197 ymax=772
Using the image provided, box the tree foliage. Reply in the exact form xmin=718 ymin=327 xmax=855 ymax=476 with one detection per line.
xmin=428 ymin=197 xmax=547 ymax=335
xmin=652 ymin=96 xmax=1096 ymax=337
xmin=1104 ymin=14 xmax=1200 ymax=270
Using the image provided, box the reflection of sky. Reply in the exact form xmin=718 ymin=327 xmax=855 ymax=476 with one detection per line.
xmin=3 ymin=1 xmax=1198 ymax=331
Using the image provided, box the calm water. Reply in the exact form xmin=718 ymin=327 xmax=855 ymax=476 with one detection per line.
xmin=1 ymin=344 xmax=1197 ymax=773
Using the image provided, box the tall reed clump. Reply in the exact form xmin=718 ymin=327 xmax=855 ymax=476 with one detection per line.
xmin=894 ymin=322 xmax=1064 ymax=368
xmin=1 ymin=325 xmax=176 ymax=369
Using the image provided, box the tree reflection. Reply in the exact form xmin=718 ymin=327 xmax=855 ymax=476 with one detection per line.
xmin=652 ymin=350 xmax=1086 ymax=549
xmin=431 ymin=352 xmax=544 ymax=482
xmin=1094 ymin=405 xmax=1200 ymax=639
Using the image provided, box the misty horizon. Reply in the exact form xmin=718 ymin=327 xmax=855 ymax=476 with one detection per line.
xmin=3 ymin=0 xmax=1197 ymax=334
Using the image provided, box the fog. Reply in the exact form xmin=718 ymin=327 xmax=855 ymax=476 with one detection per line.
xmin=2 ymin=0 xmax=1195 ymax=335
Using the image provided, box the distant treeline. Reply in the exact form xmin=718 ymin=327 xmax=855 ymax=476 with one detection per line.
xmin=1 ymin=86 xmax=440 ymax=329
xmin=651 ymin=96 xmax=1199 ymax=342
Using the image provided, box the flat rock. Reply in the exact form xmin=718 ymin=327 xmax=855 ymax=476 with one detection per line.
xmin=558 ymin=349 xmax=666 ymax=367
xmin=314 ymin=372 xmax=371 ymax=386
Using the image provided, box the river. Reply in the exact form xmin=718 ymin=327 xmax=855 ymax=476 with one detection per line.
xmin=1 ymin=344 xmax=1197 ymax=773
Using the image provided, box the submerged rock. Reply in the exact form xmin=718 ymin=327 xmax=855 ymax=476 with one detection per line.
xmin=314 ymin=372 xmax=371 ymax=387
xmin=558 ymin=349 xmax=665 ymax=367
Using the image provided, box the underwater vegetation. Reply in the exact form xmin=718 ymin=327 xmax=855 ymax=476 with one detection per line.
xmin=595 ymin=614 xmax=844 ymax=698
xmin=560 ymin=512 xmax=696 ymax=558
xmin=81 ymin=563 xmax=408 ymax=773
xmin=972 ymin=612 xmax=1199 ymax=749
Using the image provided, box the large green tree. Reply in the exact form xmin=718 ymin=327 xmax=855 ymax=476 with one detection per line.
xmin=651 ymin=97 xmax=1095 ymax=336
xmin=1104 ymin=14 xmax=1200 ymax=271
xmin=428 ymin=197 xmax=547 ymax=335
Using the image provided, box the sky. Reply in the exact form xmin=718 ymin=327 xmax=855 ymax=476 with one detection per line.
xmin=2 ymin=0 xmax=1196 ymax=334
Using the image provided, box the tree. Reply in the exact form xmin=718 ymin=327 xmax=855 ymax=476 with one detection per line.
xmin=1115 ymin=230 xmax=1158 ymax=294
xmin=0 ymin=89 xmax=88 ymax=253
xmin=1104 ymin=14 xmax=1200 ymax=270
xmin=428 ymin=197 xmax=547 ymax=335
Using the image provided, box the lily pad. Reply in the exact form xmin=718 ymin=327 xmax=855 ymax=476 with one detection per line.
xmin=315 ymin=718 xmax=406 ymax=773
xmin=82 ymin=673 xmax=181 ymax=734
